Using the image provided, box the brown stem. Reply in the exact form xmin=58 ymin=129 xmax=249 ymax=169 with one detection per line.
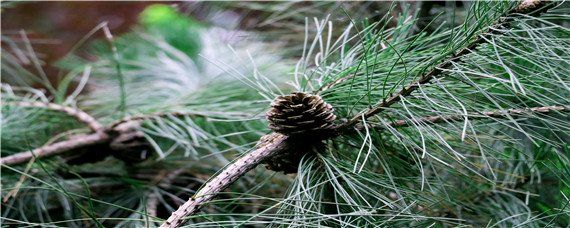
xmin=0 ymin=131 xmax=110 ymax=166
xmin=330 ymin=1 xmax=557 ymax=132
xmin=160 ymin=134 xmax=289 ymax=228
xmin=5 ymin=101 xmax=104 ymax=132
xmin=0 ymin=111 xmax=216 ymax=166
xmin=359 ymin=106 xmax=568 ymax=130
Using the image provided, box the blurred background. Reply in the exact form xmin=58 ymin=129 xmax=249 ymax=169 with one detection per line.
xmin=2 ymin=1 xmax=463 ymax=95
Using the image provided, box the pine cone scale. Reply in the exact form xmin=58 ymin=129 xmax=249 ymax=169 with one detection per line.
xmin=266 ymin=91 xmax=336 ymax=135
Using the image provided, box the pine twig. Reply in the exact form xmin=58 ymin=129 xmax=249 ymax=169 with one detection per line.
xmin=5 ymin=101 xmax=105 ymax=132
xmin=1 ymin=110 xmax=219 ymax=166
xmin=160 ymin=134 xmax=289 ymax=228
xmin=332 ymin=0 xmax=557 ymax=131
xmin=360 ymin=106 xmax=569 ymax=130
xmin=0 ymin=131 xmax=110 ymax=166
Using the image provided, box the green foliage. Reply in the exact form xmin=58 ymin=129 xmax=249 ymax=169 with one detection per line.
xmin=2 ymin=1 xmax=569 ymax=227
xmin=139 ymin=4 xmax=203 ymax=61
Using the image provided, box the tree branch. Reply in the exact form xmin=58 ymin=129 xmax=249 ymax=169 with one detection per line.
xmin=0 ymin=131 xmax=110 ymax=166
xmin=159 ymin=1 xmax=559 ymax=227
xmin=359 ymin=106 xmax=568 ymax=130
xmin=160 ymin=133 xmax=289 ymax=228
xmin=332 ymin=0 xmax=557 ymax=131
xmin=0 ymin=109 xmax=220 ymax=166
xmin=5 ymin=101 xmax=104 ymax=132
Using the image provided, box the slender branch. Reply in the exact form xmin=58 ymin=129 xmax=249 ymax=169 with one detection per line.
xmin=0 ymin=131 xmax=110 ymax=166
xmin=359 ymin=106 xmax=568 ymax=130
xmin=160 ymin=134 xmax=289 ymax=228
xmin=332 ymin=0 xmax=557 ymax=131
xmin=4 ymin=101 xmax=104 ymax=132
xmin=1 ymin=111 xmax=213 ymax=166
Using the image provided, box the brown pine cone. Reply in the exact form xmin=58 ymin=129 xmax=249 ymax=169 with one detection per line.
xmin=266 ymin=91 xmax=336 ymax=136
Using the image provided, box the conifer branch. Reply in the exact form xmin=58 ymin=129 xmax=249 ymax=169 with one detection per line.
xmin=160 ymin=1 xmax=560 ymax=227
xmin=0 ymin=110 xmax=219 ymax=166
xmin=360 ymin=106 xmax=568 ymax=130
xmin=4 ymin=101 xmax=105 ymax=132
xmin=160 ymin=134 xmax=289 ymax=228
xmin=333 ymin=0 xmax=557 ymax=131
xmin=0 ymin=131 xmax=110 ymax=166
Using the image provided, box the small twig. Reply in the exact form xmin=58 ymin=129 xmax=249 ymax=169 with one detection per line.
xmin=161 ymin=134 xmax=289 ymax=228
xmin=3 ymin=157 xmax=36 ymax=202
xmin=0 ymin=131 xmax=110 ymax=166
xmin=359 ymin=106 xmax=568 ymax=130
xmin=5 ymin=101 xmax=104 ymax=132
xmin=329 ymin=1 xmax=557 ymax=131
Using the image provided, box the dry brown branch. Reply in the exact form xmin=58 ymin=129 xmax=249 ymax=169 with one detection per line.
xmin=160 ymin=134 xmax=289 ymax=228
xmin=6 ymin=101 xmax=104 ymax=132
xmin=360 ymin=106 xmax=568 ymax=130
xmin=0 ymin=131 xmax=110 ymax=166
xmin=0 ymin=110 xmax=215 ymax=166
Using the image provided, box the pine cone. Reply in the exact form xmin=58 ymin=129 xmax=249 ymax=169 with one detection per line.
xmin=266 ymin=92 xmax=336 ymax=136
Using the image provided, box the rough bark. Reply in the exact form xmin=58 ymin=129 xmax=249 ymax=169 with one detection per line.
xmin=0 ymin=131 xmax=110 ymax=166
xmin=7 ymin=101 xmax=104 ymax=132
xmin=360 ymin=106 xmax=569 ymax=130
xmin=160 ymin=134 xmax=289 ymax=228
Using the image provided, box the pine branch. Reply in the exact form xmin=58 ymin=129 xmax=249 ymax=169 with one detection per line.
xmin=332 ymin=0 xmax=557 ymax=131
xmin=160 ymin=1 xmax=561 ymax=227
xmin=4 ymin=101 xmax=105 ymax=132
xmin=160 ymin=133 xmax=289 ymax=228
xmin=0 ymin=131 xmax=110 ymax=166
xmin=1 ymin=110 xmax=217 ymax=166
xmin=360 ymin=106 xmax=568 ymax=130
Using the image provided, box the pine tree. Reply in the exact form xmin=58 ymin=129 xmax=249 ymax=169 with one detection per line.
xmin=2 ymin=1 xmax=569 ymax=227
